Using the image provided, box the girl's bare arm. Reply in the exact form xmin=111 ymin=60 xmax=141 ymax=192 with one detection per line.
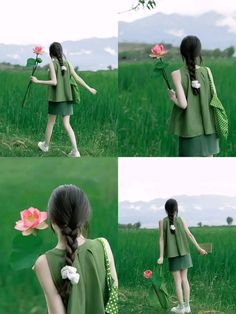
xmin=31 ymin=62 xmax=57 ymax=86
xmin=68 ymin=62 xmax=97 ymax=94
xmin=168 ymin=70 xmax=188 ymax=109
xmin=157 ymin=220 xmax=164 ymax=264
xmin=181 ymin=219 xmax=207 ymax=255
xmin=33 ymin=254 xmax=66 ymax=314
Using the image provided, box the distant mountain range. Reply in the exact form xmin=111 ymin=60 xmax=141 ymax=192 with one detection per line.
xmin=0 ymin=37 xmax=117 ymax=71
xmin=119 ymin=11 xmax=236 ymax=49
xmin=119 ymin=195 xmax=236 ymax=228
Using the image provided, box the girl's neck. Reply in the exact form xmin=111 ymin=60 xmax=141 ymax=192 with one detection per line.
xmin=56 ymin=235 xmax=86 ymax=249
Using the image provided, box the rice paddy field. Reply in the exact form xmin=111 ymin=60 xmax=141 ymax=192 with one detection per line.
xmin=0 ymin=158 xmax=118 ymax=313
xmin=118 ymin=227 xmax=236 ymax=314
xmin=118 ymin=59 xmax=236 ymax=156
xmin=0 ymin=68 xmax=117 ymax=157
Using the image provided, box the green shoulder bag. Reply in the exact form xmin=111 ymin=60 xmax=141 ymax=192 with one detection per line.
xmin=70 ymin=75 xmax=80 ymax=104
xmin=206 ymin=67 xmax=228 ymax=139
xmin=98 ymin=238 xmax=118 ymax=314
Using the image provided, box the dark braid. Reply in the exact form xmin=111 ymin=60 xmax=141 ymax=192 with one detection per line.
xmin=49 ymin=42 xmax=66 ymax=76
xmin=186 ymin=58 xmax=199 ymax=95
xmin=165 ymin=198 xmax=178 ymax=235
xmin=180 ymin=35 xmax=202 ymax=96
xmin=48 ymin=185 xmax=90 ymax=306
xmin=59 ymin=225 xmax=79 ymax=304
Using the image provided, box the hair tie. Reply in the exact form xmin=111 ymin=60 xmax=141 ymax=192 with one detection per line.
xmin=170 ymin=224 xmax=176 ymax=231
xmin=61 ymin=65 xmax=67 ymax=71
xmin=61 ymin=266 xmax=80 ymax=285
xmin=191 ymin=80 xmax=201 ymax=89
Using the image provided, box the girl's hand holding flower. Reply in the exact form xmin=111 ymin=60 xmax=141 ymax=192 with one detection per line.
xmin=168 ymin=89 xmax=177 ymax=102
xmin=31 ymin=76 xmax=39 ymax=84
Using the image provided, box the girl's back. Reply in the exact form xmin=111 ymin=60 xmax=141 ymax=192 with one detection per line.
xmin=169 ymin=66 xmax=216 ymax=138
xmin=46 ymin=238 xmax=108 ymax=314
xmin=48 ymin=59 xmax=73 ymax=103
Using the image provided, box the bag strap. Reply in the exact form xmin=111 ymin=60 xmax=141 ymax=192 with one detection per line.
xmin=206 ymin=67 xmax=217 ymax=96
xmin=98 ymin=238 xmax=113 ymax=291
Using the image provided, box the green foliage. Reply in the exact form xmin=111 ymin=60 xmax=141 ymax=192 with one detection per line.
xmin=118 ymin=227 xmax=236 ymax=313
xmin=118 ymin=59 xmax=236 ymax=156
xmin=138 ymin=0 xmax=157 ymax=10
xmin=0 ymin=69 xmax=118 ymax=156
xmin=26 ymin=58 xmax=36 ymax=67
xmin=10 ymin=235 xmax=45 ymax=271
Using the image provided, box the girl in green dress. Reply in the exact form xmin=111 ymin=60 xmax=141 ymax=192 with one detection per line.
xmin=31 ymin=42 xmax=97 ymax=157
xmin=168 ymin=36 xmax=220 ymax=157
xmin=157 ymin=199 xmax=207 ymax=314
xmin=33 ymin=185 xmax=118 ymax=314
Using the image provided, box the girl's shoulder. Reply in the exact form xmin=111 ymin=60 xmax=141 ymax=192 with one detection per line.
xmin=33 ymin=253 xmax=48 ymax=273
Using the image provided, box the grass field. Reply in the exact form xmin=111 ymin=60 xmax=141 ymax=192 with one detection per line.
xmin=118 ymin=227 xmax=236 ymax=314
xmin=118 ymin=59 xmax=236 ymax=156
xmin=0 ymin=158 xmax=118 ymax=313
xmin=0 ymin=68 xmax=117 ymax=156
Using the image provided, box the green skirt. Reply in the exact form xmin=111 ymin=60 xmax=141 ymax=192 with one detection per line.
xmin=48 ymin=101 xmax=73 ymax=116
xmin=179 ymin=134 xmax=220 ymax=157
xmin=168 ymin=254 xmax=193 ymax=272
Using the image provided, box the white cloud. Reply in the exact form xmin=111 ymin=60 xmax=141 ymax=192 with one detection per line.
xmin=69 ymin=50 xmax=92 ymax=56
xmin=104 ymin=47 xmax=117 ymax=56
xmin=216 ymin=16 xmax=236 ymax=33
xmin=129 ymin=204 xmax=141 ymax=211
xmin=193 ymin=205 xmax=203 ymax=211
xmin=150 ymin=204 xmax=163 ymax=212
xmin=6 ymin=54 xmax=20 ymax=60
xmin=178 ymin=205 xmax=185 ymax=212
xmin=166 ymin=29 xmax=186 ymax=38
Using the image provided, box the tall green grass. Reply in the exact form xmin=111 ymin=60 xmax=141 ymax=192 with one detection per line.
xmin=0 ymin=69 xmax=117 ymax=156
xmin=118 ymin=227 xmax=236 ymax=313
xmin=0 ymin=158 xmax=118 ymax=313
xmin=118 ymin=59 xmax=236 ymax=156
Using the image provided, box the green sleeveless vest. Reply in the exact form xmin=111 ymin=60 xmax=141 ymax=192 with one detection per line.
xmin=45 ymin=239 xmax=108 ymax=314
xmin=163 ymin=216 xmax=190 ymax=258
xmin=48 ymin=59 xmax=73 ymax=102
xmin=169 ymin=66 xmax=216 ymax=137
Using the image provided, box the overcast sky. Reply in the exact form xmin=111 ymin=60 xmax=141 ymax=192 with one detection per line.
xmin=0 ymin=0 xmax=117 ymax=45
xmin=119 ymin=158 xmax=236 ymax=202
xmin=118 ymin=0 xmax=236 ymax=22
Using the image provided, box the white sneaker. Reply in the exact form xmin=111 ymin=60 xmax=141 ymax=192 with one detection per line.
xmin=170 ymin=305 xmax=185 ymax=314
xmin=68 ymin=150 xmax=81 ymax=157
xmin=184 ymin=305 xmax=191 ymax=313
xmin=38 ymin=141 xmax=49 ymax=152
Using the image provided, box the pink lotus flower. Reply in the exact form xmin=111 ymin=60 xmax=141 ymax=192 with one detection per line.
xmin=15 ymin=207 xmax=48 ymax=236
xmin=33 ymin=46 xmax=43 ymax=55
xmin=150 ymin=44 xmax=167 ymax=58
xmin=144 ymin=269 xmax=153 ymax=279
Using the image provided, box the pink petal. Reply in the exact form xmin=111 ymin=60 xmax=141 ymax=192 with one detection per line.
xmin=22 ymin=228 xmax=33 ymax=236
xmin=36 ymin=221 xmax=48 ymax=230
xmin=15 ymin=220 xmax=27 ymax=231
xmin=39 ymin=211 xmax=48 ymax=223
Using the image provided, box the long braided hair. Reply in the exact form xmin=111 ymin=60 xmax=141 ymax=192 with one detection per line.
xmin=49 ymin=42 xmax=67 ymax=76
xmin=165 ymin=198 xmax=178 ymax=234
xmin=180 ymin=36 xmax=202 ymax=96
xmin=48 ymin=185 xmax=90 ymax=305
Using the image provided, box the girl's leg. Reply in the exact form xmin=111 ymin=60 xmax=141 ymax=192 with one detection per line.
xmin=180 ymin=269 xmax=190 ymax=305
xmin=62 ymin=115 xmax=78 ymax=152
xmin=45 ymin=114 xmax=56 ymax=146
xmin=172 ymin=271 xmax=184 ymax=305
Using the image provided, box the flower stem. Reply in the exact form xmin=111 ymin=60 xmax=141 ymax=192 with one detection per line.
xmin=160 ymin=58 xmax=171 ymax=90
xmin=21 ymin=55 xmax=39 ymax=107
